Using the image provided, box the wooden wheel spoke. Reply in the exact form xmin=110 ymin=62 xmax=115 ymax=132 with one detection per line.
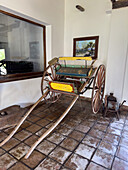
xmin=97 ymin=68 xmax=102 ymax=86
xmin=41 ymin=65 xmax=61 ymax=103
xmin=44 ymin=78 xmax=49 ymax=82
xmin=92 ymin=65 xmax=105 ymax=114
xmin=92 ymin=90 xmax=99 ymax=102
xmin=50 ymin=67 xmax=55 ymax=80
xmin=43 ymin=87 xmax=48 ymax=91
xmin=93 ymin=94 xmax=100 ymax=111
xmin=100 ymin=71 xmax=105 ymax=83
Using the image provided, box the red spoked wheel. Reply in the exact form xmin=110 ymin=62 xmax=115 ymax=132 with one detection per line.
xmin=41 ymin=65 xmax=61 ymax=103
xmin=91 ymin=64 xmax=106 ymax=114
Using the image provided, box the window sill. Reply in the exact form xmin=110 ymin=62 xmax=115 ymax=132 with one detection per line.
xmin=0 ymin=72 xmax=43 ymax=83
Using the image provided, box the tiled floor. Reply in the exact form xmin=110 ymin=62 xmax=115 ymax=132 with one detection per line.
xmin=0 ymin=95 xmax=128 ymax=170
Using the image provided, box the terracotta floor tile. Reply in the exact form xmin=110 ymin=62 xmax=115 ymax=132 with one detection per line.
xmin=0 ymin=132 xmax=7 ymax=142
xmin=68 ymin=130 xmax=84 ymax=141
xmin=68 ymin=110 xmax=77 ymax=116
xmin=57 ymin=126 xmax=73 ymax=136
xmin=47 ymin=132 xmax=65 ymax=144
xmin=36 ymin=118 xmax=50 ymax=127
xmin=35 ymin=157 xmax=61 ymax=170
xmin=35 ymin=128 xmax=47 ymax=136
xmin=114 ymin=116 xmax=126 ymax=124
xmin=65 ymin=153 xmax=88 ymax=170
xmin=20 ymin=120 xmax=32 ymax=129
xmin=116 ymin=146 xmax=128 ymax=161
xmin=87 ymin=162 xmax=107 ymax=170
xmin=60 ymin=166 xmax=70 ymax=170
xmin=9 ymin=143 xmax=30 ymax=160
xmin=107 ymin=127 xmax=122 ymax=136
xmin=14 ymin=130 xmax=32 ymax=141
xmin=81 ymin=120 xmax=94 ymax=127
xmin=36 ymin=140 xmax=56 ymax=155
xmin=36 ymin=111 xmax=48 ymax=118
xmin=0 ymin=153 xmax=17 ymax=169
xmin=98 ymin=141 xmax=117 ymax=155
xmin=75 ymin=124 xmax=90 ymax=133
xmin=4 ymin=126 xmax=15 ymax=134
xmin=102 ymin=133 xmax=120 ymax=146
xmin=24 ymin=135 xmax=39 ymax=146
xmin=45 ymin=121 xmax=55 ymax=128
xmin=45 ymin=114 xmax=58 ymax=121
xmin=88 ymin=129 xmax=105 ymax=139
xmin=0 ymin=148 xmax=5 ymax=156
xmin=21 ymin=150 xmax=45 ymax=168
xmin=49 ymin=146 xmax=71 ymax=164
xmin=97 ymin=118 xmax=110 ymax=125
xmin=112 ymin=157 xmax=128 ymax=170
xmin=93 ymin=123 xmax=107 ymax=132
xmin=2 ymin=138 xmax=20 ymax=151
xmin=68 ymin=117 xmax=82 ymax=124
xmin=123 ymin=125 xmax=128 ymax=132
xmin=63 ymin=120 xmax=79 ymax=129
xmin=109 ymin=121 xmax=124 ymax=130
xmin=60 ymin=137 xmax=79 ymax=151
xmin=26 ymin=124 xmax=42 ymax=133
xmin=122 ymin=130 xmax=128 ymax=139
xmin=119 ymin=137 xmax=128 ymax=148
xmin=92 ymin=150 xmax=114 ymax=169
xmin=75 ymin=143 xmax=95 ymax=159
xmin=27 ymin=115 xmax=40 ymax=123
xmin=82 ymin=135 xmax=100 ymax=148
xmin=9 ymin=162 xmax=30 ymax=170
xmin=86 ymin=115 xmax=98 ymax=122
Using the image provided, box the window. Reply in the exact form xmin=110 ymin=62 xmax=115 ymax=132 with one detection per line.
xmin=0 ymin=9 xmax=46 ymax=83
xmin=0 ymin=49 xmax=6 ymax=75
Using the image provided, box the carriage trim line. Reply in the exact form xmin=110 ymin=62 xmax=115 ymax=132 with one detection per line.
xmin=59 ymin=57 xmax=92 ymax=61
xmin=49 ymin=81 xmax=75 ymax=93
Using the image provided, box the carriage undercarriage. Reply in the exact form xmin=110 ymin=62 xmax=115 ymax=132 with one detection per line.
xmin=0 ymin=57 xmax=106 ymax=159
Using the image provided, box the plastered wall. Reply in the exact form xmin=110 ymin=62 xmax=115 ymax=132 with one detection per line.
xmin=0 ymin=0 xmax=65 ymax=110
xmin=64 ymin=0 xmax=112 ymax=64
xmin=106 ymin=7 xmax=128 ymax=104
xmin=64 ymin=0 xmax=112 ymax=97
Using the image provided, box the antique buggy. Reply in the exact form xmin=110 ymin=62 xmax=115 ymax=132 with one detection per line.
xmin=0 ymin=56 xmax=105 ymax=158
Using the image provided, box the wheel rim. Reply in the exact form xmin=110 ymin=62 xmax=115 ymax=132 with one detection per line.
xmin=41 ymin=65 xmax=61 ymax=103
xmin=92 ymin=65 xmax=105 ymax=114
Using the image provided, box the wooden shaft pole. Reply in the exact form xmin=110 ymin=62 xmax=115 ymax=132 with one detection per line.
xmin=0 ymin=90 xmax=49 ymax=147
xmin=25 ymin=95 xmax=79 ymax=159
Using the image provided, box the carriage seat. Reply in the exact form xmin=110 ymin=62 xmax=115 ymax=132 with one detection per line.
xmin=56 ymin=67 xmax=91 ymax=77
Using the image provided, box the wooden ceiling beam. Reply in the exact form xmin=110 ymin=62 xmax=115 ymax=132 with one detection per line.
xmin=111 ymin=0 xmax=128 ymax=9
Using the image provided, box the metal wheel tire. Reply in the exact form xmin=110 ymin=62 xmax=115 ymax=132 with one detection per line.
xmin=41 ymin=65 xmax=61 ymax=103
xmin=91 ymin=64 xmax=106 ymax=114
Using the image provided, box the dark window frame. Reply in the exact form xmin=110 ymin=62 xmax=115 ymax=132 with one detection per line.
xmin=0 ymin=9 xmax=46 ymax=83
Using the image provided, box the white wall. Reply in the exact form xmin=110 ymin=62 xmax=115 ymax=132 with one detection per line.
xmin=64 ymin=0 xmax=112 ymax=97
xmin=106 ymin=7 xmax=128 ymax=104
xmin=0 ymin=0 xmax=65 ymax=110
xmin=64 ymin=0 xmax=112 ymax=64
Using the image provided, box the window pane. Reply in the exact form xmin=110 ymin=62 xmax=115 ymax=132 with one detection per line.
xmin=0 ymin=12 xmax=44 ymax=75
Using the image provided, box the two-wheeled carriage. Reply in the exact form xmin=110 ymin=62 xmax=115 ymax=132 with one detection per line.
xmin=0 ymin=56 xmax=105 ymax=158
